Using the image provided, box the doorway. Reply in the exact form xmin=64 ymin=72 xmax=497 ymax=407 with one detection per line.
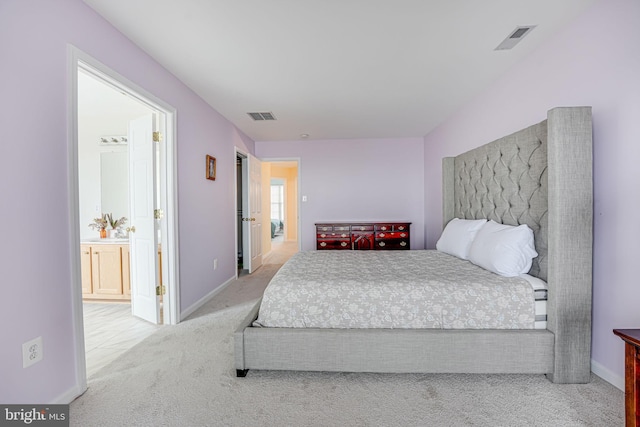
xmin=262 ymin=159 xmax=300 ymax=262
xmin=236 ymin=154 xmax=244 ymax=274
xmin=236 ymin=150 xmax=264 ymax=275
xmin=235 ymin=154 xmax=300 ymax=274
xmin=77 ymin=69 xmax=161 ymax=376
xmin=270 ymin=179 xmax=285 ymax=242
xmin=69 ymin=47 xmax=180 ymax=391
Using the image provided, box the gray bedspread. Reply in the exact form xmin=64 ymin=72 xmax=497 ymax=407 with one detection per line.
xmin=253 ymin=250 xmax=537 ymax=329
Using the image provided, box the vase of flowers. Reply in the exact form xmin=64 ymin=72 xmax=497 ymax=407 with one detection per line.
xmin=106 ymin=213 xmax=127 ymax=238
xmin=88 ymin=214 xmax=109 ymax=238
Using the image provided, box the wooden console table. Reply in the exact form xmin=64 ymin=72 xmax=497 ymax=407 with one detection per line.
xmin=614 ymin=329 xmax=640 ymax=426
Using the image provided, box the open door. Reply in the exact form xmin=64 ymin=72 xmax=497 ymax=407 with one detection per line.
xmin=242 ymin=153 xmax=263 ymax=273
xmin=128 ymin=113 xmax=160 ymax=324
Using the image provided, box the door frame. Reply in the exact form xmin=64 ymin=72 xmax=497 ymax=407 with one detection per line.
xmin=234 ymin=153 xmax=302 ymax=275
xmin=67 ymin=46 xmax=180 ymax=392
xmin=235 ymin=149 xmax=245 ymax=277
xmin=260 ymin=157 xmax=302 ymax=252
xmin=235 ymin=148 xmax=266 ymax=275
xmin=235 ymin=148 xmax=250 ymax=276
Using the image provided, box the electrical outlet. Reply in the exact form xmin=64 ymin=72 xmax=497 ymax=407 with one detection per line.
xmin=213 ymin=259 xmax=218 ymax=270
xmin=22 ymin=336 xmax=43 ymax=368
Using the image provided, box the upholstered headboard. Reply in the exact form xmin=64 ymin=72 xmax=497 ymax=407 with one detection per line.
xmin=442 ymin=106 xmax=593 ymax=383
xmin=443 ymin=120 xmax=548 ymax=279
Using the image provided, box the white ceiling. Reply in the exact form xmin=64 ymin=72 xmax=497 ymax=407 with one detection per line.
xmin=78 ymin=69 xmax=151 ymax=119
xmin=81 ymin=0 xmax=596 ymax=141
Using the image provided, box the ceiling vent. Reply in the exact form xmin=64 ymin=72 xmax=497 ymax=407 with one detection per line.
xmin=494 ymin=26 xmax=536 ymax=51
xmin=247 ymin=112 xmax=276 ymax=121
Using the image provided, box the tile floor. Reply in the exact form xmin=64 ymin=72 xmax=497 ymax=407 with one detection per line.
xmin=83 ymin=302 xmax=159 ymax=378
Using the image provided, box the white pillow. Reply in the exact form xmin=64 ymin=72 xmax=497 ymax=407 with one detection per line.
xmin=436 ymin=218 xmax=487 ymax=260
xmin=467 ymin=220 xmax=538 ymax=277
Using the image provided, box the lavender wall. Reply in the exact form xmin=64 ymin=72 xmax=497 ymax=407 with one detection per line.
xmin=0 ymin=0 xmax=253 ymax=403
xmin=422 ymin=0 xmax=640 ymax=387
xmin=256 ymin=138 xmax=425 ymax=250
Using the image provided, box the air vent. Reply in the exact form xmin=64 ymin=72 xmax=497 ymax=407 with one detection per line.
xmin=247 ymin=112 xmax=276 ymax=121
xmin=494 ymin=26 xmax=536 ymax=51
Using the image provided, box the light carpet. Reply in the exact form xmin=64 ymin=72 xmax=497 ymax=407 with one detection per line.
xmin=71 ymin=268 xmax=624 ymax=426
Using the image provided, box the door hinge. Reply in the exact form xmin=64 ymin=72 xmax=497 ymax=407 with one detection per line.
xmin=153 ymin=131 xmax=163 ymax=142
xmin=154 ymin=209 xmax=164 ymax=219
xmin=156 ymin=285 xmax=166 ymax=296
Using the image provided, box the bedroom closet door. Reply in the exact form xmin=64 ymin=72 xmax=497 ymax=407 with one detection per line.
xmin=242 ymin=154 xmax=263 ymax=273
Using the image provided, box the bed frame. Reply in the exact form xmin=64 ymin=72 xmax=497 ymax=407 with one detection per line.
xmin=234 ymin=107 xmax=593 ymax=383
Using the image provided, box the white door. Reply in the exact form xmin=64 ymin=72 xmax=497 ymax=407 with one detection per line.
xmin=242 ymin=154 xmax=263 ymax=273
xmin=128 ymin=114 xmax=160 ymax=324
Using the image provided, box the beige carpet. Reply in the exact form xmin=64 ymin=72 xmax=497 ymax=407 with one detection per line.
xmin=70 ymin=256 xmax=624 ymax=426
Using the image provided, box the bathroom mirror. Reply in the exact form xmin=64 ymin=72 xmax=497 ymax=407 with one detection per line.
xmin=100 ymin=151 xmax=129 ymax=220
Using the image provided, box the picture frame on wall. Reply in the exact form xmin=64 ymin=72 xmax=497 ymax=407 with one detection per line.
xmin=206 ymin=155 xmax=216 ymax=181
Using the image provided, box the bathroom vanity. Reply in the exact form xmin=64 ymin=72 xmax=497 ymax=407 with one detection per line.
xmin=80 ymin=239 xmax=162 ymax=301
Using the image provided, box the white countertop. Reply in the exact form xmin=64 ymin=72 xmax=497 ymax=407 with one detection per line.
xmin=81 ymin=238 xmax=129 ymax=244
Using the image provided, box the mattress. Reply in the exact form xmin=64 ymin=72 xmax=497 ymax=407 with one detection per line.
xmin=253 ymin=250 xmax=547 ymax=330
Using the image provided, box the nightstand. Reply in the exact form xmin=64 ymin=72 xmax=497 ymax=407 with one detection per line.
xmin=613 ymin=329 xmax=640 ymax=427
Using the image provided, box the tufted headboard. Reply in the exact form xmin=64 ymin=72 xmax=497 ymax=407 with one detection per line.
xmin=443 ymin=120 xmax=548 ymax=279
xmin=442 ymin=106 xmax=593 ymax=382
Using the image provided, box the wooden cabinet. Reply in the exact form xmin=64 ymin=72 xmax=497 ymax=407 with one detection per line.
xmin=121 ymin=245 xmax=163 ymax=300
xmin=316 ymin=223 xmax=351 ymax=249
xmin=80 ymin=245 xmax=93 ymax=294
xmin=82 ymin=243 xmax=163 ymax=301
xmin=92 ymin=245 xmax=123 ymax=295
xmin=374 ymin=223 xmax=410 ymax=250
xmin=351 ymin=224 xmax=375 ymax=250
xmin=81 ymin=243 xmax=129 ymax=301
xmin=614 ymin=329 xmax=640 ymax=427
xmin=316 ymin=222 xmax=410 ymax=250
xmin=121 ymin=245 xmax=131 ymax=297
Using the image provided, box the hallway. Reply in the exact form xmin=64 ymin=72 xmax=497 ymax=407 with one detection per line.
xmin=263 ymin=239 xmax=298 ymax=265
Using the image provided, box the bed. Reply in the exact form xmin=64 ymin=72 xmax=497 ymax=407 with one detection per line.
xmin=234 ymin=106 xmax=593 ymax=383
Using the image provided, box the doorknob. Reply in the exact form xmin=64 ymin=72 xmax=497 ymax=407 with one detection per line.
xmin=127 ymin=226 xmax=136 ymax=233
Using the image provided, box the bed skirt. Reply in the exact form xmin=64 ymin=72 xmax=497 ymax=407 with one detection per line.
xmin=234 ymin=299 xmax=555 ymax=376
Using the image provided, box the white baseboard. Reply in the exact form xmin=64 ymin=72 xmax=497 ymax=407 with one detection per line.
xmin=53 ymin=383 xmax=86 ymax=404
xmin=180 ymin=275 xmax=236 ymax=321
xmin=591 ymin=359 xmax=624 ymax=391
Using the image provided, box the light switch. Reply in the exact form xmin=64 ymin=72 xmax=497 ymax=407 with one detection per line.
xmin=302 ymin=195 xmax=308 ymax=202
